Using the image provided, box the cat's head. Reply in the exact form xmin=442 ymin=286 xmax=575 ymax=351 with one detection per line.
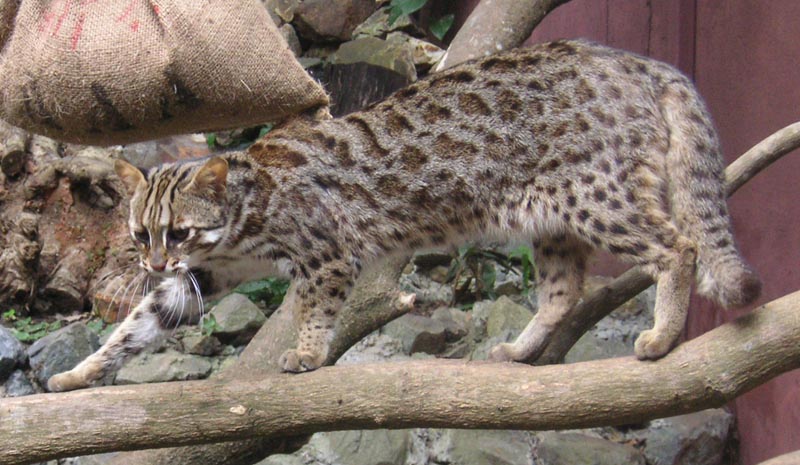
xmin=114 ymin=157 xmax=229 ymax=275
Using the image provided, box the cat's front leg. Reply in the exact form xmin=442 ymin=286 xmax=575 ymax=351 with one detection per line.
xmin=48 ymin=277 xmax=199 ymax=392
xmin=279 ymin=261 xmax=355 ymax=373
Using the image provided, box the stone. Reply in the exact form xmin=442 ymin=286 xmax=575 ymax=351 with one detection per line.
xmin=3 ymin=369 xmax=36 ymax=397
xmin=484 ymin=296 xmax=534 ymax=339
xmin=352 ymin=6 xmax=419 ymax=39
xmin=386 ymin=32 xmax=445 ymax=70
xmin=564 ymin=331 xmax=634 ymax=363
xmin=293 ymin=0 xmax=379 ymax=42
xmin=179 ymin=328 xmax=223 ymax=356
xmin=0 ymin=325 xmax=26 ymax=381
xmin=327 ymin=429 xmax=411 ymax=465
xmin=536 ymin=431 xmax=646 ymax=465
xmin=638 ymin=409 xmax=734 ymax=465
xmin=114 ymin=349 xmax=212 ymax=385
xmin=410 ymin=429 xmax=535 ymax=465
xmin=382 ymin=313 xmax=447 ymax=355
xmin=28 ymin=323 xmax=99 ymax=388
xmin=59 ymin=452 xmax=118 ymax=465
xmin=430 ymin=307 xmax=470 ymax=342
xmin=209 ymin=293 xmax=267 ymax=345
xmin=399 ymin=272 xmax=453 ymax=306
xmin=330 ymin=37 xmax=417 ymax=82
xmin=338 ymin=333 xmax=408 ymax=365
xmin=254 ymin=453 xmax=304 ymax=465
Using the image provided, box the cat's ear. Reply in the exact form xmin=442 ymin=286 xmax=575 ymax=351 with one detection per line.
xmin=185 ymin=157 xmax=228 ymax=198
xmin=114 ymin=159 xmax=146 ymax=195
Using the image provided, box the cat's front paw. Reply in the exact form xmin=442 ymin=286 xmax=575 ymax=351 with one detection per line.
xmin=487 ymin=342 xmax=520 ymax=362
xmin=47 ymin=370 xmax=90 ymax=392
xmin=634 ymin=329 xmax=674 ymax=360
xmin=279 ymin=349 xmax=326 ymax=373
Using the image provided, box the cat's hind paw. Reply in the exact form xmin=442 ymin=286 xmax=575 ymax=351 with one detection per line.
xmin=47 ymin=370 xmax=90 ymax=392
xmin=634 ymin=329 xmax=675 ymax=360
xmin=279 ymin=349 xmax=326 ymax=373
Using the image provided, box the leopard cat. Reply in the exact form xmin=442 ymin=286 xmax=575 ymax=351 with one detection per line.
xmin=48 ymin=39 xmax=760 ymax=392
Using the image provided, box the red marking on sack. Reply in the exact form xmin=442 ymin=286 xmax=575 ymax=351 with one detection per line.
xmin=53 ymin=0 xmax=73 ymax=36
xmin=71 ymin=14 xmax=85 ymax=50
xmin=152 ymin=3 xmax=160 ymax=15
xmin=130 ymin=20 xmax=140 ymax=32
xmin=117 ymin=0 xmax=136 ymax=22
xmin=38 ymin=10 xmax=55 ymax=34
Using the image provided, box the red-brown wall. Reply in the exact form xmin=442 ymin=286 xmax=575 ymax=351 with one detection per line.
xmin=453 ymin=1 xmax=800 ymax=463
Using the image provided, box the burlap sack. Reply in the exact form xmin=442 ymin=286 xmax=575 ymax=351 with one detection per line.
xmin=0 ymin=0 xmax=329 ymax=146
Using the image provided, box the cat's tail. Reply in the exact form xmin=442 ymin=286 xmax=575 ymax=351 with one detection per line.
xmin=659 ymin=77 xmax=761 ymax=308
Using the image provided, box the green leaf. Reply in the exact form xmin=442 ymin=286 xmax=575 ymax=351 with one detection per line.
xmin=257 ymin=124 xmax=274 ymax=139
xmin=205 ymin=133 xmax=217 ymax=148
xmin=388 ymin=0 xmax=427 ymax=25
xmin=430 ymin=13 xmax=454 ymax=41
xmin=2 ymin=309 xmax=16 ymax=322
xmin=201 ymin=314 xmax=221 ymax=336
xmin=234 ymin=278 xmax=289 ymax=307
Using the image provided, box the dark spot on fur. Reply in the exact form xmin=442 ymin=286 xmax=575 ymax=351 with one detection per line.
xmin=458 ymin=93 xmax=492 ymax=116
xmin=480 ymin=56 xmax=518 ymax=72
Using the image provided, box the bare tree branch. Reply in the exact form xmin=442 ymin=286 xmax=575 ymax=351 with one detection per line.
xmin=535 ymin=121 xmax=800 ymax=365
xmin=435 ymin=0 xmax=572 ymax=71
xmin=3 ymin=289 xmax=800 ymax=465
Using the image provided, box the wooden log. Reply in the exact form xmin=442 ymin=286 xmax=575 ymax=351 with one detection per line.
xmin=2 ymin=290 xmax=800 ymax=465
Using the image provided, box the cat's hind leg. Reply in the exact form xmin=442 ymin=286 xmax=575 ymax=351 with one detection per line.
xmin=489 ymin=234 xmax=589 ymax=363
xmin=47 ymin=277 xmax=199 ymax=392
xmin=279 ymin=260 xmax=356 ymax=373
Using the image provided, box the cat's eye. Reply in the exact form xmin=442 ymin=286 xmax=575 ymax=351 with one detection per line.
xmin=167 ymin=228 xmax=190 ymax=244
xmin=133 ymin=229 xmax=149 ymax=245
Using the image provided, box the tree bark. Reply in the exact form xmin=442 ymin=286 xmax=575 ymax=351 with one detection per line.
xmin=434 ymin=0 xmax=572 ymax=71
xmin=757 ymin=450 xmax=800 ymax=465
xmin=535 ymin=121 xmax=800 ymax=365
xmin=3 ymin=290 xmax=800 ymax=465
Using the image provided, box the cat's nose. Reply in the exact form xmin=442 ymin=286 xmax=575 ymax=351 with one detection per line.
xmin=151 ymin=262 xmax=166 ymax=272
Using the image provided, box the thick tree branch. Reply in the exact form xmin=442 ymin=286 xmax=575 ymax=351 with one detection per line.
xmin=535 ymin=121 xmax=800 ymax=364
xmin=3 ymin=290 xmax=800 ymax=465
xmin=435 ymin=0 xmax=572 ymax=71
xmin=757 ymin=450 xmax=800 ymax=465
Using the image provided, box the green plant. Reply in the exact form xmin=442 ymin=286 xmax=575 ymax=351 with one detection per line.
xmin=2 ymin=310 xmax=62 ymax=343
xmin=234 ymin=277 xmax=289 ymax=308
xmin=205 ymin=124 xmax=273 ymax=150
xmin=86 ymin=318 xmax=115 ymax=337
xmin=445 ymin=244 xmax=537 ymax=304
xmin=388 ymin=0 xmax=454 ymax=40
xmin=201 ymin=314 xmax=221 ymax=337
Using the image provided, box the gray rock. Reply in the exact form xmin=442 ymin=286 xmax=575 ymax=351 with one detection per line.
xmin=431 ymin=307 xmax=470 ymax=342
xmin=564 ymin=331 xmax=634 ymax=363
xmin=386 ymin=32 xmax=445 ymax=70
xmin=28 ymin=323 xmax=99 ymax=388
xmin=536 ymin=431 xmax=646 ymax=465
xmin=338 ymin=333 xmax=407 ymax=365
xmin=330 ymin=37 xmax=417 ymax=82
xmin=293 ymin=0 xmax=378 ymax=42
xmin=470 ymin=334 xmax=515 ymax=361
xmin=328 ymin=429 xmax=411 ymax=465
xmin=254 ymin=453 xmax=304 ymax=465
xmin=59 ymin=453 xmax=118 ymax=465
xmin=399 ymin=272 xmax=453 ymax=305
xmin=410 ymin=429 xmax=534 ymax=465
xmin=485 ymin=296 xmax=534 ymax=339
xmin=4 ymin=369 xmax=36 ymax=397
xmin=0 ymin=325 xmax=26 ymax=381
xmin=352 ymin=6 xmax=418 ymax=39
xmin=114 ymin=349 xmax=212 ymax=385
xmin=382 ymin=314 xmax=447 ymax=355
xmin=180 ymin=329 xmax=223 ymax=356
xmin=209 ymin=293 xmax=266 ymax=345
xmin=638 ymin=409 xmax=734 ymax=465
